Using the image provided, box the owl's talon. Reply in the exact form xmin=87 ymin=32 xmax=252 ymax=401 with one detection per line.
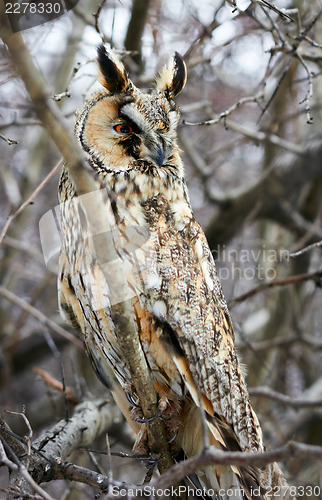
xmin=125 ymin=390 xmax=139 ymax=408
xmin=168 ymin=428 xmax=178 ymax=444
xmin=133 ymin=409 xmax=163 ymax=423
xmin=144 ymin=457 xmax=158 ymax=470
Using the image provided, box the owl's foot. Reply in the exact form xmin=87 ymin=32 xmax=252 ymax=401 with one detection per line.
xmin=131 ymin=406 xmax=163 ymax=423
xmin=125 ymin=389 xmax=140 ymax=408
xmin=126 ymin=386 xmax=165 ymax=423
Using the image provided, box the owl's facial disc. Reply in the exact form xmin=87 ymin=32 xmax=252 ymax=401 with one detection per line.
xmin=118 ymin=97 xmax=178 ymax=167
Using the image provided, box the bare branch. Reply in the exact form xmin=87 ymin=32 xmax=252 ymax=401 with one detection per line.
xmin=290 ymin=240 xmax=322 ymax=258
xmin=296 ymin=51 xmax=314 ymax=124
xmin=150 ymin=441 xmax=322 ymax=492
xmin=0 ymin=118 xmax=41 ymax=130
xmin=52 ymin=90 xmax=71 ymax=102
xmin=0 ymin=132 xmax=18 ymax=145
xmin=205 ymin=138 xmax=322 ymax=247
xmin=33 ymin=367 xmax=80 ymax=405
xmin=0 ymin=436 xmax=56 ymax=500
xmin=237 ymin=334 xmax=322 ymax=352
xmin=258 ymin=54 xmax=293 ymax=122
xmin=249 ymin=386 xmax=322 ymax=408
xmin=1 ymin=399 xmax=122 ymax=498
xmin=229 ymin=269 xmax=322 ymax=307
xmin=252 ymin=0 xmax=295 ymax=22
xmin=0 ymin=287 xmax=83 ymax=348
xmin=124 ymin=0 xmax=152 ymax=67
xmin=93 ymin=0 xmax=107 ymax=41
xmin=182 ymin=94 xmax=304 ymax=154
xmin=183 ymin=92 xmax=264 ymax=127
xmin=184 ymin=15 xmax=219 ymax=61
xmin=0 ymin=158 xmax=63 ymax=246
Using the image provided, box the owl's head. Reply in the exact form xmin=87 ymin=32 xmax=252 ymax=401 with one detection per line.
xmin=75 ymin=45 xmax=187 ymax=174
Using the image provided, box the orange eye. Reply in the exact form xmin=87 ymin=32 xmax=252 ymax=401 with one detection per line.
xmin=114 ymin=123 xmax=133 ymax=134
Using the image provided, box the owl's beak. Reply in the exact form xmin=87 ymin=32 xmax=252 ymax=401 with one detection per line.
xmin=147 ymin=142 xmax=165 ymax=167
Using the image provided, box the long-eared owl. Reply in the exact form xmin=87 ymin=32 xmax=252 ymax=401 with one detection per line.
xmin=58 ymin=45 xmax=290 ymax=499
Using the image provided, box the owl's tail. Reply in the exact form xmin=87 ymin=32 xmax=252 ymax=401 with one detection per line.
xmin=179 ymin=403 xmax=278 ymax=500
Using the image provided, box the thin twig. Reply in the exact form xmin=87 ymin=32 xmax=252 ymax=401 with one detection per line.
xmin=249 ymin=386 xmax=322 ymax=408
xmin=52 ymin=90 xmax=71 ymax=102
xmin=0 ymin=132 xmax=18 ymax=145
xmin=33 ymin=367 xmax=80 ymax=405
xmin=184 ymin=15 xmax=219 ymax=60
xmin=150 ymin=442 xmax=322 ymax=493
xmin=183 ymin=92 xmax=264 ymax=127
xmin=229 ymin=269 xmax=322 ymax=307
xmin=0 ymin=118 xmax=41 ymax=130
xmin=46 ymin=439 xmax=322 ymax=495
xmin=258 ymin=54 xmax=293 ymax=122
xmin=183 ymin=116 xmax=304 ymax=154
xmin=237 ymin=334 xmax=322 ymax=352
xmin=105 ymin=433 xmax=113 ymax=495
xmin=296 ymin=50 xmax=314 ymax=124
xmin=290 ymin=240 xmax=322 ymax=258
xmin=0 ymin=158 xmax=63 ymax=246
xmin=301 ymin=34 xmax=322 ymax=49
xmin=6 ymin=408 xmax=33 ymax=470
xmin=260 ymin=2 xmax=286 ymax=45
xmin=0 ymin=436 xmax=57 ymax=500
xmin=93 ymin=0 xmax=107 ymax=39
xmin=295 ymin=9 xmax=322 ymax=39
xmin=253 ymin=0 xmax=295 ymax=22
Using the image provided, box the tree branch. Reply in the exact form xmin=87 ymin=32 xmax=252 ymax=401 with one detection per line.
xmin=249 ymin=386 xmax=322 ymax=408
xmin=229 ymin=269 xmax=322 ymax=307
xmin=124 ymin=0 xmax=152 ymax=67
xmin=0 ymin=287 xmax=83 ymax=348
xmin=0 ymin=159 xmax=62 ymax=245
xmin=205 ymin=138 xmax=322 ymax=247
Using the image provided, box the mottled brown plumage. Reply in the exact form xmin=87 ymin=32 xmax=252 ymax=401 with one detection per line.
xmin=58 ymin=45 xmax=290 ymax=499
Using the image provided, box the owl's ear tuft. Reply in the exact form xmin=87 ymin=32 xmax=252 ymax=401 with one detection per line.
xmin=156 ymin=52 xmax=187 ymax=99
xmin=97 ymin=45 xmax=131 ymax=94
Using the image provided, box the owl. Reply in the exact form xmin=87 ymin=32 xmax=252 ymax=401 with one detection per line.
xmin=58 ymin=45 xmax=290 ymax=499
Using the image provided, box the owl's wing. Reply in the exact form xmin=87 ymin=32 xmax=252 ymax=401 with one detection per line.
xmin=142 ymin=215 xmax=263 ymax=454
xmin=58 ymin=250 xmax=141 ymax=435
xmin=134 ymin=214 xmax=270 ymax=497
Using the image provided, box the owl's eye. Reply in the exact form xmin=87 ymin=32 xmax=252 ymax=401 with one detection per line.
xmin=114 ymin=123 xmax=133 ymax=134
